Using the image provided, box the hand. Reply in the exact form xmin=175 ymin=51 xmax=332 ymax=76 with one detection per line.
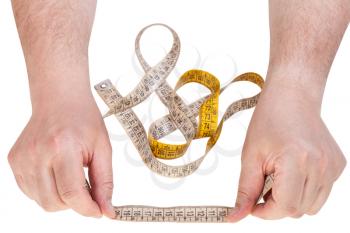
xmin=227 ymin=77 xmax=346 ymax=221
xmin=8 ymin=90 xmax=115 ymax=218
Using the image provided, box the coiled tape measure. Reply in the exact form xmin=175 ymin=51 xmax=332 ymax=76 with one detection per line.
xmin=94 ymin=24 xmax=273 ymax=222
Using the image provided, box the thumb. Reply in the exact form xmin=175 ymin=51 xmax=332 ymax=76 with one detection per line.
xmin=227 ymin=156 xmax=264 ymax=222
xmin=89 ymin=141 xmax=115 ymax=218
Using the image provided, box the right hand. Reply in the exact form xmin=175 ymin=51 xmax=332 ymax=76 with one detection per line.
xmin=8 ymin=91 xmax=115 ymax=218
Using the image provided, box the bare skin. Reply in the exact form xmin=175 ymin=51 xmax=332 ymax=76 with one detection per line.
xmin=227 ymin=0 xmax=349 ymax=221
xmin=8 ymin=0 xmax=349 ymax=220
xmin=8 ymin=0 xmax=114 ymax=218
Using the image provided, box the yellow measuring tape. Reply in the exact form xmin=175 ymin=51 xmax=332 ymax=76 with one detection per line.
xmin=95 ymin=23 xmax=272 ymax=222
xmin=149 ymin=70 xmax=264 ymax=160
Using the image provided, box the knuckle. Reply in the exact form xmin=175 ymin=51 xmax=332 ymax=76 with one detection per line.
xmin=342 ymin=155 xmax=347 ymax=168
xmin=331 ymin=152 xmax=347 ymax=180
xmin=102 ymin=180 xmax=114 ymax=192
xmin=297 ymin=151 xmax=311 ymax=170
xmin=273 ymin=155 xmax=286 ymax=169
xmin=306 ymin=208 xmax=320 ymax=216
xmin=338 ymin=153 xmax=347 ymax=171
xmin=291 ymin=212 xmax=304 ymax=219
xmin=49 ymin=134 xmax=69 ymax=152
xmin=236 ymin=189 xmax=254 ymax=206
xmin=39 ymin=200 xmax=60 ymax=212
xmin=298 ymin=150 xmax=309 ymax=161
xmin=8 ymin=142 xmax=43 ymax=169
xmin=60 ymin=189 xmax=81 ymax=202
xmin=273 ymin=156 xmax=284 ymax=170
xmin=8 ymin=147 xmax=25 ymax=168
xmin=284 ymin=144 xmax=319 ymax=167
xmin=27 ymin=140 xmax=39 ymax=155
xmin=287 ymin=144 xmax=329 ymax=174
xmin=7 ymin=150 xmax=17 ymax=167
xmin=309 ymin=152 xmax=329 ymax=174
xmin=48 ymin=130 xmax=82 ymax=155
xmin=281 ymin=205 xmax=299 ymax=216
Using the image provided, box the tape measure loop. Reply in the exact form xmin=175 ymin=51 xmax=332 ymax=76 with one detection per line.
xmin=94 ymin=24 xmax=273 ymax=222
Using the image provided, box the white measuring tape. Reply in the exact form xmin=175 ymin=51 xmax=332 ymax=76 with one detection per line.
xmin=94 ymin=24 xmax=273 ymax=222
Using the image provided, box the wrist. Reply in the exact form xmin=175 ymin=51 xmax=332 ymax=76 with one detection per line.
xmin=30 ymin=75 xmax=94 ymax=116
xmin=27 ymin=54 xmax=93 ymax=112
xmin=263 ymin=63 xmax=327 ymax=112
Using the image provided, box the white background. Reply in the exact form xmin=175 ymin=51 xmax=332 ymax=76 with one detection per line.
xmin=1 ymin=0 xmax=350 ymax=232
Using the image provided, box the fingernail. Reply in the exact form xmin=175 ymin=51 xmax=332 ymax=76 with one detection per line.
xmin=105 ymin=199 xmax=116 ymax=219
xmin=92 ymin=211 xmax=103 ymax=219
xmin=108 ymin=200 xmax=114 ymax=211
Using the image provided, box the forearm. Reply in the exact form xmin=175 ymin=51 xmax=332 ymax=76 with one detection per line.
xmin=266 ymin=0 xmax=350 ymax=110
xmin=12 ymin=0 xmax=97 ymax=114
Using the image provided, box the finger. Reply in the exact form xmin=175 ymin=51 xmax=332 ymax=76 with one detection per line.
xmin=252 ymin=194 xmax=281 ymax=219
xmin=8 ymin=153 xmax=35 ymax=200
xmin=226 ymin=156 xmax=265 ymax=222
xmin=253 ymin=158 xmax=306 ymax=219
xmin=53 ymin=152 xmax=102 ymax=218
xmin=89 ymin=142 xmax=115 ymax=218
xmin=306 ymin=185 xmax=332 ymax=216
xmin=35 ymin=168 xmax=67 ymax=212
xmin=13 ymin=173 xmax=35 ymax=200
xmin=299 ymin=168 xmax=321 ymax=214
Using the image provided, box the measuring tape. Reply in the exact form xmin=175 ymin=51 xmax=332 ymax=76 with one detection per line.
xmin=94 ymin=23 xmax=273 ymax=222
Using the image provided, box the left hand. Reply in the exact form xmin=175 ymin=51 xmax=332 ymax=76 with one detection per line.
xmin=227 ymin=78 xmax=346 ymax=221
